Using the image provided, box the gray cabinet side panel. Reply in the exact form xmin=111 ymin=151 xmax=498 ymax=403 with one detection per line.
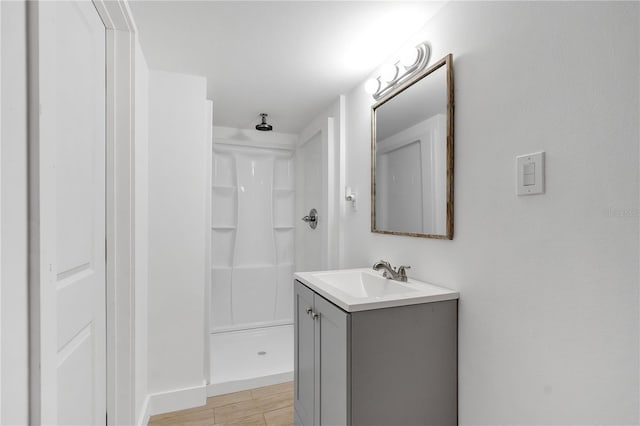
xmin=315 ymin=295 xmax=350 ymax=426
xmin=294 ymin=281 xmax=317 ymax=426
xmin=350 ymin=300 xmax=458 ymax=426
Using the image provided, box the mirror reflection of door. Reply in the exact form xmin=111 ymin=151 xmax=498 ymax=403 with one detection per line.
xmin=375 ymin=113 xmax=447 ymax=235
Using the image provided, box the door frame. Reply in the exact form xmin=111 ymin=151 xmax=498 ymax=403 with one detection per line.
xmin=27 ymin=1 xmax=137 ymax=424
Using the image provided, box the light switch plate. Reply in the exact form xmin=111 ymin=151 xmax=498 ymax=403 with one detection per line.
xmin=516 ymin=152 xmax=545 ymax=195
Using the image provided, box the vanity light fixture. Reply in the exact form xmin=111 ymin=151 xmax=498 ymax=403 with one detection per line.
xmin=364 ymin=41 xmax=431 ymax=100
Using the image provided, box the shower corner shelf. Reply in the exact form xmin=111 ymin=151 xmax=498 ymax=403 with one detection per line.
xmin=273 ymin=187 xmax=295 ymax=193
xmin=212 ymin=184 xmax=237 ymax=191
xmin=273 ymin=225 xmax=295 ymax=230
xmin=212 ymin=225 xmax=237 ymax=230
xmin=211 ymin=265 xmax=232 ymax=270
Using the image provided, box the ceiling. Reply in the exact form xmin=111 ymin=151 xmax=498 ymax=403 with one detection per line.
xmin=128 ymin=1 xmax=445 ymax=134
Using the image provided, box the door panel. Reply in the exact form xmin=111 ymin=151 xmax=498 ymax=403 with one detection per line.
xmin=57 ymin=277 xmax=95 ymax=349
xmin=57 ymin=329 xmax=94 ymax=425
xmin=36 ymin=1 xmax=106 ymax=424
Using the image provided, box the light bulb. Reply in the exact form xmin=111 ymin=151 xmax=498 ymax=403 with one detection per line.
xmin=380 ymin=64 xmax=398 ymax=83
xmin=364 ymin=78 xmax=380 ymax=95
xmin=400 ymin=47 xmax=419 ymax=68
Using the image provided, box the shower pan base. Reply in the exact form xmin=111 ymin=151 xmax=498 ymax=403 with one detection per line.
xmin=207 ymin=324 xmax=294 ymax=396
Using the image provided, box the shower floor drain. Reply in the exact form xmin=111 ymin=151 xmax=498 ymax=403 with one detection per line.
xmin=257 ymin=351 xmax=267 ymax=356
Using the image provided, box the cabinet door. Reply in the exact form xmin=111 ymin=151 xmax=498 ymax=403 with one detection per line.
xmin=294 ymin=282 xmax=316 ymax=426
xmin=315 ymin=295 xmax=350 ymax=426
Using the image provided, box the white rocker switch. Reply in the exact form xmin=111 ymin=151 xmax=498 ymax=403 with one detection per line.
xmin=523 ymin=163 xmax=535 ymax=186
xmin=517 ymin=152 xmax=544 ymax=195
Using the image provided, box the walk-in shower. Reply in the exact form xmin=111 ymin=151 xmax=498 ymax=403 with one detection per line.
xmin=209 ymin=141 xmax=295 ymax=395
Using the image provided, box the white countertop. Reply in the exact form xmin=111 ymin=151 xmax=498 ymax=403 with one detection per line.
xmin=294 ymin=268 xmax=459 ymax=312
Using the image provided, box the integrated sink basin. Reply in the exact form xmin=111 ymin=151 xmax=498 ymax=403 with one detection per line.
xmin=313 ymin=270 xmax=417 ymax=298
xmin=294 ymin=268 xmax=458 ymax=312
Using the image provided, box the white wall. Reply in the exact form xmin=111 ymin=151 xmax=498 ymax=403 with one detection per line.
xmin=0 ymin=1 xmax=29 ymax=424
xmin=147 ymin=70 xmax=208 ymax=410
xmin=341 ymin=2 xmax=639 ymax=424
xmin=134 ymin=38 xmax=150 ymax=424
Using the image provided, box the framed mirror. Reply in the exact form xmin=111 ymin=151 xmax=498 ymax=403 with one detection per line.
xmin=371 ymin=53 xmax=454 ymax=239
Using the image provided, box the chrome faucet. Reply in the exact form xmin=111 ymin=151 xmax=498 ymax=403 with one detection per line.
xmin=372 ymin=260 xmax=411 ymax=282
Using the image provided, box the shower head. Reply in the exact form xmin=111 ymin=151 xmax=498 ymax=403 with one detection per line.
xmin=255 ymin=113 xmax=273 ymax=131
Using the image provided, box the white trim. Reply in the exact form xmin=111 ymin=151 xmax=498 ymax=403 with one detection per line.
xmin=147 ymin=384 xmax=207 ymax=417
xmin=107 ymin=26 xmax=135 ymax=425
xmin=204 ymin=101 xmax=213 ymax=386
xmin=104 ymin=26 xmax=137 ymax=426
xmin=26 ymin=3 xmax=56 ymax=422
xmin=337 ymin=95 xmax=346 ymax=269
xmin=1 ymin=4 xmax=29 ymax=421
xmin=136 ymin=395 xmax=151 ymax=426
xmin=92 ymin=2 xmax=138 ymax=425
xmin=207 ymin=372 xmax=293 ymax=397
xmin=210 ymin=319 xmax=293 ymax=334
xmin=0 ymin=3 xmax=3 ymax=421
xmin=92 ymin=0 xmax=136 ymax=33
xmin=326 ymin=117 xmax=336 ymax=269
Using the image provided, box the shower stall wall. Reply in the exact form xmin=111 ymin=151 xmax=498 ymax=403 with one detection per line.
xmin=211 ymin=146 xmax=295 ymax=332
xmin=209 ymin=140 xmax=296 ymax=395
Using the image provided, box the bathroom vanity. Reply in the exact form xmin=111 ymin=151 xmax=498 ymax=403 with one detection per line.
xmin=293 ymin=268 xmax=459 ymax=426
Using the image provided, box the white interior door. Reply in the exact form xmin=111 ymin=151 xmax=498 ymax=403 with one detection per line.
xmin=33 ymin=1 xmax=107 ymax=424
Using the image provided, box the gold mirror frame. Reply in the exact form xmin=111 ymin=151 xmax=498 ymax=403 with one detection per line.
xmin=371 ymin=53 xmax=454 ymax=239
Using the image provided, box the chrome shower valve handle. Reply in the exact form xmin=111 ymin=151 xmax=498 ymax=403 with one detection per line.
xmin=301 ymin=208 xmax=318 ymax=229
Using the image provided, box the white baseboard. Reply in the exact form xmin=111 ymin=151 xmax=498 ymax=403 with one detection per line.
xmin=147 ymin=383 xmax=207 ymax=417
xmin=136 ymin=395 xmax=151 ymax=426
xmin=207 ymin=371 xmax=293 ymax=396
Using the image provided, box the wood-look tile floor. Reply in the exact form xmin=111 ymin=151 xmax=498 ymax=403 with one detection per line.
xmin=148 ymin=382 xmax=294 ymax=426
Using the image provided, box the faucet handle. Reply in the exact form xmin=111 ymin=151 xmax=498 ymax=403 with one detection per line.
xmin=397 ymin=265 xmax=411 ymax=281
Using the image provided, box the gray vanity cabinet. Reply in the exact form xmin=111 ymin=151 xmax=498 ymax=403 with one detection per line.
xmin=294 ymin=279 xmax=458 ymax=426
xmin=294 ymin=281 xmax=350 ymax=426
